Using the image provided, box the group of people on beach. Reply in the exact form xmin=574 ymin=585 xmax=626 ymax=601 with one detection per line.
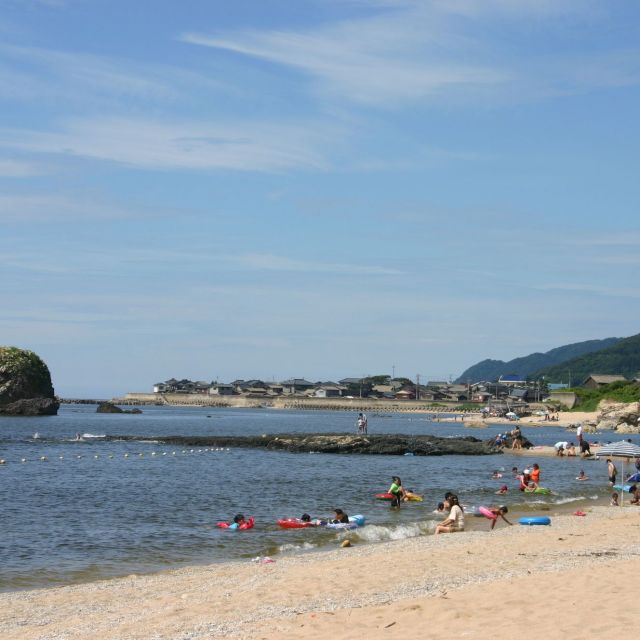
xmin=356 ymin=412 xmax=368 ymax=435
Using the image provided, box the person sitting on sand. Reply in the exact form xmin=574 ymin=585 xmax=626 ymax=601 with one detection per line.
xmin=435 ymin=495 xmax=464 ymax=534
xmin=495 ymin=484 xmax=509 ymax=495
xmin=610 ymin=492 xmax=619 ymax=506
xmin=565 ymin=443 xmax=576 ymax=457
xmin=576 ymin=470 xmax=589 ymax=481
xmin=480 ymin=505 xmax=513 ymax=530
xmin=331 ymin=508 xmax=349 ymax=524
xmin=630 ymin=485 xmax=640 ymax=505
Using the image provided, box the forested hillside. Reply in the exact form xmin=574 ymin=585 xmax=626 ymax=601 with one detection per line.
xmin=455 ymin=337 xmax=622 ymax=383
xmin=533 ymin=333 xmax=640 ymax=383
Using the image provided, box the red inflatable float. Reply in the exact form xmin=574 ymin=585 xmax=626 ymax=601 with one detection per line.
xmin=277 ymin=518 xmax=315 ymax=529
xmin=216 ymin=517 xmax=255 ymax=530
xmin=375 ymin=493 xmax=394 ymax=500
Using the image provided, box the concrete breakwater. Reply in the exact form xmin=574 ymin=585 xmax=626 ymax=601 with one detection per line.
xmin=114 ymin=392 xmax=479 ymax=413
xmin=105 ymin=433 xmax=499 ymax=456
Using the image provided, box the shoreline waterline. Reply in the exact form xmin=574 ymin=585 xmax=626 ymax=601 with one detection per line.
xmin=2 ymin=506 xmax=638 ymax=639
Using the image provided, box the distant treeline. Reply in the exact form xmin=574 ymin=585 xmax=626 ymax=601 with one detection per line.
xmin=456 ymin=336 xmax=625 ymax=384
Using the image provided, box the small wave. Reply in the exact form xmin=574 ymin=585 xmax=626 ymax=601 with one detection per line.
xmin=552 ymin=496 xmax=586 ymax=505
xmin=82 ymin=433 xmax=106 ymax=439
xmin=277 ymin=542 xmax=317 ymax=553
xmin=352 ymin=521 xmax=433 ymax=543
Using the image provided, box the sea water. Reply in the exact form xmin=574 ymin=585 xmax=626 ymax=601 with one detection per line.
xmin=0 ymin=405 xmax=634 ymax=591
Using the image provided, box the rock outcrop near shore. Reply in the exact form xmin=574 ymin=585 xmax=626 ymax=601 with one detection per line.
xmin=107 ymin=433 xmax=500 ymax=456
xmin=593 ymin=400 xmax=640 ymax=433
xmin=96 ymin=402 xmax=142 ymax=414
xmin=0 ymin=346 xmax=59 ymax=416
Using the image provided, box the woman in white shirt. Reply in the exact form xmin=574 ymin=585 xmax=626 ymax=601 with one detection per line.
xmin=435 ymin=495 xmax=465 ymax=534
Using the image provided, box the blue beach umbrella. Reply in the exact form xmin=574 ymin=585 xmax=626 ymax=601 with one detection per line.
xmin=625 ymin=472 xmax=640 ymax=483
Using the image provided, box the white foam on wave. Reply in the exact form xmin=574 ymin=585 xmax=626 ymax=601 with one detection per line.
xmin=277 ymin=542 xmax=317 ymax=553
xmin=553 ymin=495 xmax=587 ymax=505
xmin=353 ymin=521 xmax=434 ymax=543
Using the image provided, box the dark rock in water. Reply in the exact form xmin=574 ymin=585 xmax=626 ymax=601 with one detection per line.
xmin=97 ymin=402 xmax=142 ymax=414
xmin=106 ymin=433 xmax=500 ymax=456
xmin=0 ymin=397 xmax=59 ymax=416
xmin=97 ymin=402 xmax=124 ymax=413
xmin=0 ymin=346 xmax=59 ymax=416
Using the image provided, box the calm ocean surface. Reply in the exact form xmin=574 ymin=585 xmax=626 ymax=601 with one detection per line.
xmin=1 ymin=404 xmax=635 ymax=591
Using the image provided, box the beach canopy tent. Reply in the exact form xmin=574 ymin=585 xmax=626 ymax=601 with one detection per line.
xmin=596 ymin=441 xmax=640 ymax=505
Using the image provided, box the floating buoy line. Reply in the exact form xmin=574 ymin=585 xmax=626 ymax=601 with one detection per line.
xmin=0 ymin=447 xmax=231 ymax=465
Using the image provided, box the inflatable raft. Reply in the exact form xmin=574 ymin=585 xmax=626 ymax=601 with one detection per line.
xmin=325 ymin=515 xmax=366 ymax=530
xmin=216 ymin=517 xmax=255 ymax=530
xmin=375 ymin=493 xmax=423 ymax=502
xmin=277 ymin=518 xmax=315 ymax=529
xmin=519 ymin=516 xmax=551 ymax=526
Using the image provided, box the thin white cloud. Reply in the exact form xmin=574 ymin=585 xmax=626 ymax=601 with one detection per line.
xmin=181 ymin=0 xmax=634 ymax=107
xmin=0 ymin=193 xmax=142 ymax=221
xmin=218 ymin=252 xmax=406 ymax=275
xmin=0 ymin=117 xmax=331 ymax=172
xmin=0 ymin=43 xmax=228 ymax=106
xmin=0 ymin=158 xmax=43 ymax=177
xmin=534 ymin=282 xmax=640 ymax=298
xmin=181 ymin=12 xmax=507 ymax=107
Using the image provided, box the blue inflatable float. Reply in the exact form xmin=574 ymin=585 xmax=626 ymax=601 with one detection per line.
xmin=519 ymin=516 xmax=551 ymax=526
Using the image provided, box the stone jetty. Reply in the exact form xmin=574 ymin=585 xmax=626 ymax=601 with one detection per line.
xmin=105 ymin=433 xmax=500 ymax=456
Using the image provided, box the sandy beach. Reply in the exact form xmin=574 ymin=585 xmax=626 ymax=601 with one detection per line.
xmin=2 ymin=504 xmax=639 ymax=639
xmin=461 ymin=410 xmax=596 ymax=429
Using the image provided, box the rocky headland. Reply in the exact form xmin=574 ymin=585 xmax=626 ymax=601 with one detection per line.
xmin=105 ymin=433 xmax=500 ymax=456
xmin=0 ymin=346 xmax=59 ymax=416
xmin=582 ymin=400 xmax=640 ymax=434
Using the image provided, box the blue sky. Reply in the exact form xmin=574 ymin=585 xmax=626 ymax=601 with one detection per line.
xmin=1 ymin=0 xmax=639 ymax=397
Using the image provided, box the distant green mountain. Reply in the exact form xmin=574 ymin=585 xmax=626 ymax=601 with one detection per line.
xmin=533 ymin=333 xmax=640 ymax=384
xmin=455 ymin=337 xmax=622 ymax=383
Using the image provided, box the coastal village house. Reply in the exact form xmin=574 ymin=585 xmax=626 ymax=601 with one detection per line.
xmin=581 ymin=374 xmax=627 ymax=389
xmin=314 ymin=383 xmax=347 ymax=398
xmin=280 ymin=379 xmax=315 ymax=394
xmin=151 ymin=373 xmax=564 ymax=409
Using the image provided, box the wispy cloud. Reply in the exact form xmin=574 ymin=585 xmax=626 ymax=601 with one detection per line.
xmin=217 ymin=252 xmax=405 ymax=275
xmin=0 ymin=158 xmax=43 ymax=177
xmin=0 ymin=116 xmax=332 ymax=172
xmin=181 ymin=1 xmax=634 ymax=108
xmin=533 ymin=282 xmax=640 ymax=298
xmin=0 ymin=43 xmax=228 ymax=107
xmin=0 ymin=192 xmax=144 ymax=221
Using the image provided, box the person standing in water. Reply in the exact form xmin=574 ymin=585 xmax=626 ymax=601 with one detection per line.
xmin=389 ymin=476 xmax=404 ymax=508
xmin=607 ymin=458 xmax=618 ymax=486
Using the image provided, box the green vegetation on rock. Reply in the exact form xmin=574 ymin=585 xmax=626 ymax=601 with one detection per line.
xmin=0 ymin=346 xmax=58 ymax=415
xmin=568 ymin=381 xmax=640 ymax=412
